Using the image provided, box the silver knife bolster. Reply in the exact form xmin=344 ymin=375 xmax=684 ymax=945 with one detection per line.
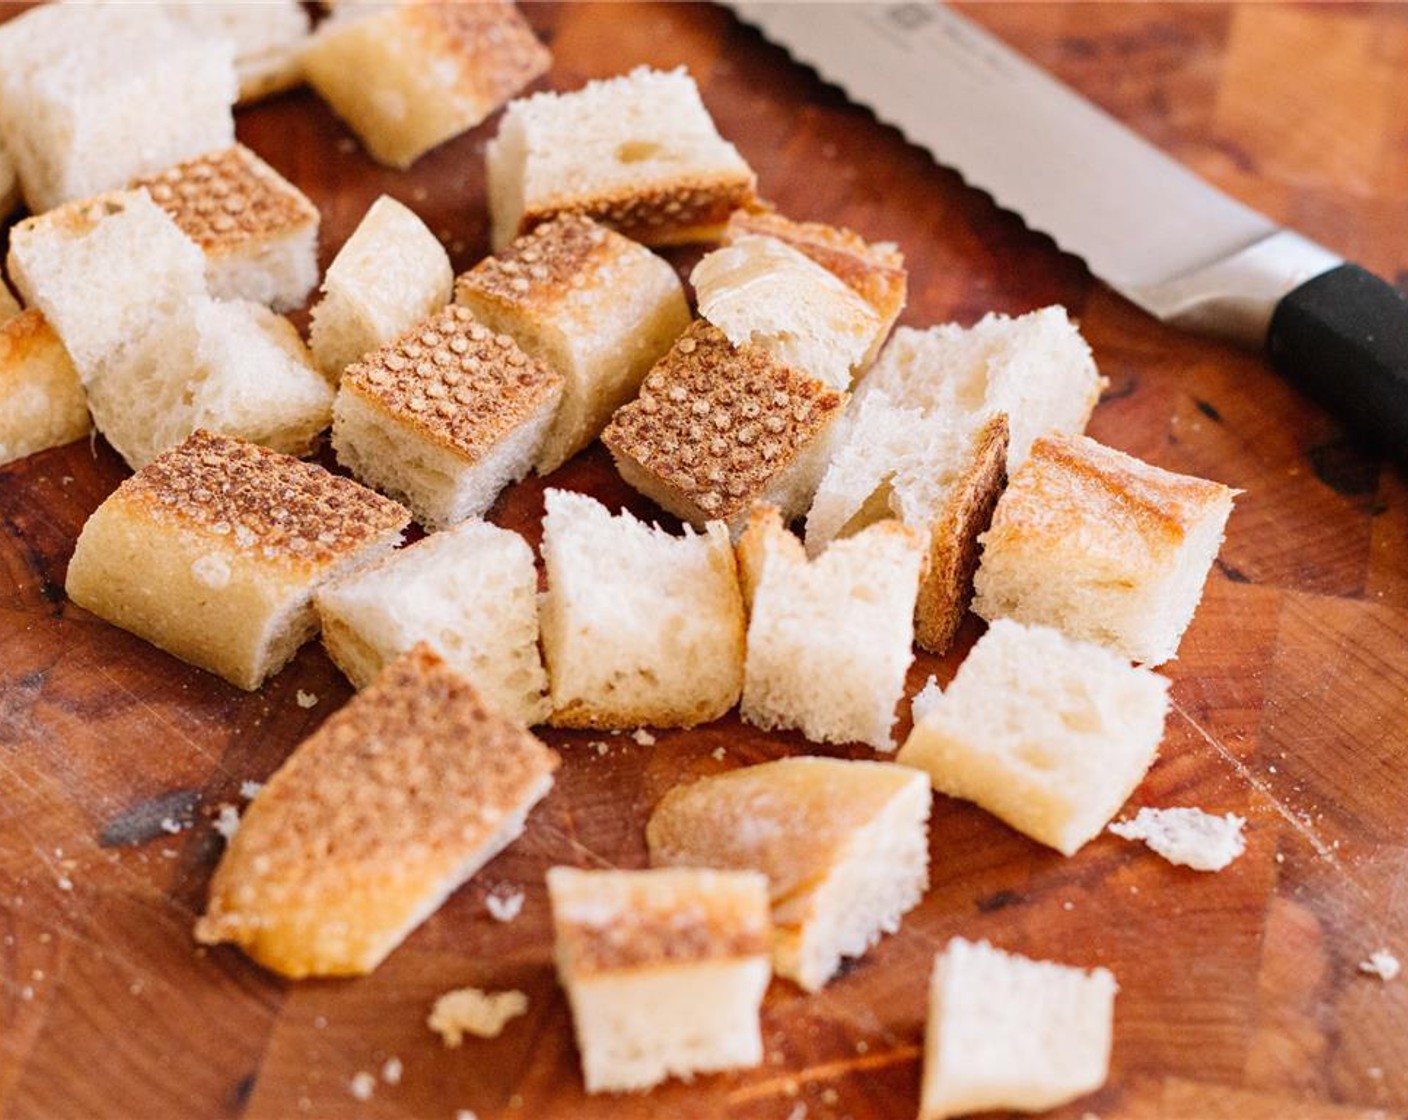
xmin=1126 ymin=231 xmax=1343 ymax=347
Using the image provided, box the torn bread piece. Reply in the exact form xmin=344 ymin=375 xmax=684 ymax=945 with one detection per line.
xmin=196 ymin=646 xmax=559 ymax=976
xmin=309 ymin=195 xmax=453 ymax=381
xmin=304 ymin=0 xmax=550 ymax=169
xmin=332 ymin=304 xmax=563 ymax=530
xmin=920 ymin=938 xmax=1116 ymax=1120
xmin=455 ymin=213 xmax=690 ymax=472
xmin=428 ymin=987 xmax=529 ymax=1046
xmin=66 ymin=430 xmax=409 ymax=691
xmin=602 ymin=321 xmax=848 ymax=535
xmin=487 ymin=66 xmax=757 ymax=249
xmin=739 ymin=507 xmax=925 ymax=751
xmin=0 ymin=309 xmax=89 ymax=467
xmin=692 ymin=235 xmax=884 ymax=390
xmin=648 ymin=757 xmax=930 ymax=992
xmin=1108 ymin=807 xmax=1246 ymax=872
xmin=973 ymin=432 xmax=1238 ymax=665
xmin=539 ymin=488 xmax=745 ymax=729
xmin=155 ymin=0 xmax=310 ymax=104
xmin=547 ymin=866 xmax=771 ymax=1094
xmin=131 ymin=144 xmax=320 ymax=313
xmin=316 ymin=518 xmax=549 ymax=726
xmin=898 ymin=619 xmax=1170 ymax=855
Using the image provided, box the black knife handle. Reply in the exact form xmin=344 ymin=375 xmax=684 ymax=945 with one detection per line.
xmin=1266 ymin=264 xmax=1408 ymax=457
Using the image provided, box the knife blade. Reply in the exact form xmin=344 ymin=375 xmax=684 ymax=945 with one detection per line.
xmin=729 ymin=1 xmax=1408 ymax=456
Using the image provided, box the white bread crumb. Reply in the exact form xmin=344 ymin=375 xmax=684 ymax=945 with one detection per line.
xmin=485 ymin=887 xmax=525 ymax=923
xmin=214 ymin=804 xmax=240 ymax=841
xmin=349 ymin=1071 xmax=375 ymax=1100
xmin=457 ymin=1111 xmax=479 ymax=1120
xmin=632 ymin=728 xmax=657 ymax=746
xmin=911 ymin=675 xmax=942 ymax=725
xmin=295 ymin=690 xmax=318 ymax=709
xmin=380 ymin=1057 xmax=402 ymax=1086
xmin=159 ymin=817 xmax=186 ymax=835
xmin=1359 ymin=950 xmax=1400 ymax=982
xmin=428 ymin=987 xmax=529 ymax=1046
xmin=1108 ymin=807 xmax=1245 ymax=872
xmin=239 ymin=780 xmax=263 ymax=800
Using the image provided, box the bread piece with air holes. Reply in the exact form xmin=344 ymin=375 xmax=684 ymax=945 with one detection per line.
xmin=648 ymin=757 xmax=930 ymax=992
xmin=487 ymin=66 xmax=757 ymax=250
xmin=539 ymin=488 xmax=745 ymax=729
xmin=308 ymin=195 xmax=453 ymax=381
xmin=131 ymin=144 xmax=320 ymax=313
xmin=547 ymin=866 xmax=771 ymax=1094
xmin=0 ymin=4 xmax=236 ymax=213
xmin=66 ymin=431 xmax=408 ymax=690
xmin=153 ymin=0 xmax=310 ymax=104
xmin=602 ymin=321 xmax=848 ymax=536
xmin=303 ymin=0 xmax=550 ymax=169
xmin=973 ymin=432 xmax=1238 ymax=665
xmin=454 ymin=214 xmax=690 ymax=472
xmin=196 ymin=645 xmax=559 ymax=977
xmin=315 ymin=518 xmax=549 ymax=726
xmin=897 ymin=618 xmax=1170 ymax=855
xmin=0 ymin=309 xmax=89 ymax=467
xmin=738 ymin=506 xmax=925 ymax=751
xmin=692 ymin=234 xmax=885 ymax=390
xmin=332 ymin=304 xmax=562 ymax=530
xmin=920 ymin=938 xmax=1117 ymax=1120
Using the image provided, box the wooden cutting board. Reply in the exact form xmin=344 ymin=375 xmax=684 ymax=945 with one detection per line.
xmin=2 ymin=3 xmax=1406 ymax=1117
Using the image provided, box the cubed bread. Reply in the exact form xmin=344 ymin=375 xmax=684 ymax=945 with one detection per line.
xmin=897 ymin=618 xmax=1170 ymax=855
xmin=196 ymin=645 xmax=559 ymax=976
xmin=973 ymin=432 xmax=1238 ymax=665
xmin=602 ymin=321 xmax=848 ymax=535
xmin=864 ymin=311 xmax=1104 ymax=471
xmin=454 ymin=214 xmax=690 ymax=472
xmin=156 ymin=0 xmax=310 ymax=104
xmin=131 ymin=144 xmax=320 ymax=313
xmin=723 ymin=209 xmax=906 ymax=366
xmin=308 ymin=194 xmax=454 ymax=380
xmin=332 ymin=304 xmax=563 ymax=530
xmin=692 ymin=235 xmax=885 ymax=390
xmin=920 ymin=938 xmax=1117 ymax=1119
xmin=315 ymin=519 xmax=550 ymax=726
xmin=66 ymin=430 xmax=409 ymax=691
xmin=647 ymin=757 xmax=930 ymax=992
xmin=539 ymin=488 xmax=745 ymax=729
xmin=547 ymin=866 xmax=771 ymax=1094
xmin=739 ymin=507 xmax=925 ymax=751
xmin=0 ymin=5 xmax=236 ymax=213
xmin=0 ymin=309 xmax=89 ymax=467
xmin=487 ymin=66 xmax=757 ymax=250
xmin=303 ymin=0 xmax=550 ymax=169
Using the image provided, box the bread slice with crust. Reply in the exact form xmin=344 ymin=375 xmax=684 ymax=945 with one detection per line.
xmin=0 ymin=309 xmax=89 ymax=467
xmin=66 ymin=430 xmax=409 ymax=690
xmin=196 ymin=645 xmax=559 ymax=977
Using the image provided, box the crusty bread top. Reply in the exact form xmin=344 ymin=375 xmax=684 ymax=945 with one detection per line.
xmin=112 ymin=429 xmax=409 ymax=571
xmin=547 ymin=866 xmax=770 ymax=978
xmin=526 ymin=171 xmax=756 ymax=247
xmin=398 ymin=0 xmax=551 ymax=104
xmin=131 ymin=144 xmax=318 ymax=254
xmin=341 ymin=304 xmax=562 ymax=460
xmin=602 ymin=321 xmax=847 ymax=520
xmin=454 ymin=213 xmax=615 ymax=311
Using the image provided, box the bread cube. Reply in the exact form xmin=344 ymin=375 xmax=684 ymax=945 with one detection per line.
xmin=455 ymin=214 xmax=690 ymax=472
xmin=692 ymin=235 xmax=884 ymax=390
xmin=739 ymin=507 xmax=925 ymax=750
xmin=316 ymin=519 xmax=550 ymax=726
xmin=197 ymin=645 xmax=559 ymax=977
xmin=0 ymin=5 xmax=236 ymax=212
xmin=303 ymin=0 xmax=550 ymax=169
xmin=67 ymin=431 xmax=409 ymax=690
xmin=865 ymin=311 xmax=1104 ymax=471
xmin=156 ymin=0 xmax=310 ymax=104
xmin=131 ymin=144 xmax=320 ymax=313
xmin=920 ymin=938 xmax=1116 ymax=1119
xmin=308 ymin=195 xmax=453 ymax=380
xmin=0 ymin=309 xmax=89 ymax=467
xmin=973 ymin=433 xmax=1238 ymax=665
xmin=332 ymin=304 xmax=563 ymax=530
xmin=648 ymin=757 xmax=930 ymax=991
xmin=547 ymin=866 xmax=771 ymax=1093
xmin=539 ymin=488 xmax=744 ymax=728
xmin=602 ymin=321 xmax=848 ymax=535
xmin=897 ymin=619 xmax=1169 ymax=855
xmin=487 ymin=66 xmax=757 ymax=249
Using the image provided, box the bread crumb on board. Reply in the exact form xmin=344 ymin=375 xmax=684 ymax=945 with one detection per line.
xmin=1359 ymin=949 xmax=1400 ymax=982
xmin=631 ymin=728 xmax=657 ymax=746
xmin=485 ymin=887 xmax=525 ymax=923
xmin=381 ymin=1056 xmax=402 ymax=1086
xmin=349 ymin=1071 xmax=376 ymax=1100
xmin=428 ymin=987 xmax=529 ymax=1046
xmin=239 ymin=780 xmax=264 ymax=801
xmin=1108 ymin=807 xmax=1246 ymax=872
xmin=910 ymin=675 xmax=943 ymax=725
xmin=213 ymin=804 xmax=241 ymax=841
xmin=296 ymin=689 xmax=318 ymax=709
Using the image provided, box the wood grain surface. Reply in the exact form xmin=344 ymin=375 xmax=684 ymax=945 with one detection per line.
xmin=2 ymin=3 xmax=1407 ymax=1118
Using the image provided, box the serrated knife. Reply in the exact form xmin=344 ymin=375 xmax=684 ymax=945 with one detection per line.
xmin=728 ymin=1 xmax=1408 ymax=455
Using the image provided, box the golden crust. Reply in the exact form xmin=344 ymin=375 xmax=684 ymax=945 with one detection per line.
xmin=454 ymin=213 xmax=614 ymax=313
xmin=11 ymin=190 xmax=142 ymax=243
xmin=602 ymin=322 xmax=846 ymax=524
xmin=196 ymin=645 xmax=560 ymax=977
xmin=341 ymin=304 xmax=563 ymax=461
xmin=915 ymin=414 xmax=1009 ymax=654
xmin=131 ymin=144 xmax=318 ymax=256
xmin=521 ymin=170 xmax=757 ymax=247
xmin=403 ymin=1 xmax=551 ymax=108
